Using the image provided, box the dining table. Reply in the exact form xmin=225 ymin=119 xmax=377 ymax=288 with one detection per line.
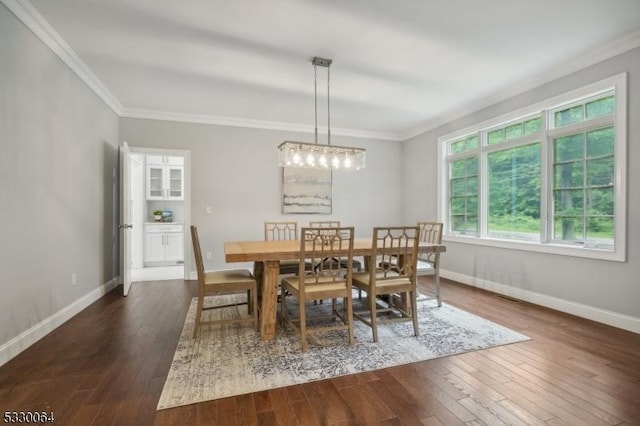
xmin=224 ymin=238 xmax=446 ymax=341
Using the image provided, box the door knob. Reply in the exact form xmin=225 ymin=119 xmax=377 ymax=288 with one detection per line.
xmin=119 ymin=224 xmax=133 ymax=229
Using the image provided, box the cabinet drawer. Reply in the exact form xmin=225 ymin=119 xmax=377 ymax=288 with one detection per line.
xmin=145 ymin=224 xmax=183 ymax=233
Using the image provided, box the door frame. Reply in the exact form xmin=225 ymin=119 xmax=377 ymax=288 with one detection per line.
xmin=124 ymin=145 xmax=192 ymax=281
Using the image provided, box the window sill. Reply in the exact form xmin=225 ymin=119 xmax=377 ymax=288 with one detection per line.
xmin=443 ymin=234 xmax=625 ymax=262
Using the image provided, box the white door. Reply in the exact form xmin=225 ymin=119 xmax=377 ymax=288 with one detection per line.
xmin=119 ymin=142 xmax=133 ymax=296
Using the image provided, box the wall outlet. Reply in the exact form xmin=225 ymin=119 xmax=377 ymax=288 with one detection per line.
xmin=206 ymin=252 xmax=212 ymax=260
xmin=71 ymin=273 xmax=77 ymax=286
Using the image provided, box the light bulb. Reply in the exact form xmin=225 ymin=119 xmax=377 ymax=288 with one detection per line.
xmin=306 ymin=153 xmax=315 ymax=165
xmin=292 ymin=152 xmax=301 ymax=164
xmin=319 ymin=154 xmax=327 ymax=166
xmin=332 ymin=156 xmax=340 ymax=168
xmin=344 ymin=156 xmax=352 ymax=168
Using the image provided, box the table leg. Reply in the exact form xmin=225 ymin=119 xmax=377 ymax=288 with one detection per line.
xmin=253 ymin=262 xmax=264 ymax=303
xmin=260 ymin=260 xmax=280 ymax=341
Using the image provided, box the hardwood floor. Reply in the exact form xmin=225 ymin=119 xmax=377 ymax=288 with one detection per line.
xmin=1 ymin=278 xmax=639 ymax=425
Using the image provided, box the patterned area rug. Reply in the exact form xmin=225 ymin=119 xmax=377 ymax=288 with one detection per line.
xmin=157 ymin=295 xmax=529 ymax=410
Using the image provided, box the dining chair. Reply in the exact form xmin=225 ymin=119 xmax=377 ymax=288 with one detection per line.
xmin=280 ymin=227 xmax=355 ymax=351
xmin=191 ymin=225 xmax=258 ymax=338
xmin=308 ymin=220 xmax=341 ymax=228
xmin=352 ymin=226 xmax=420 ymax=342
xmin=264 ymin=221 xmax=312 ymax=275
xmin=309 ymin=220 xmax=362 ymax=273
xmin=417 ymin=221 xmax=443 ymax=307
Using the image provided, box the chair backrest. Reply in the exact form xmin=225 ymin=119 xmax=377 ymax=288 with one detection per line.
xmin=264 ymin=221 xmax=298 ymax=241
xmin=417 ymin=221 xmax=443 ymax=264
xmin=298 ymin=227 xmax=354 ymax=291
xmin=370 ymin=226 xmax=420 ymax=283
xmin=190 ymin=225 xmax=206 ymax=285
xmin=309 ymin=220 xmax=341 ymax=228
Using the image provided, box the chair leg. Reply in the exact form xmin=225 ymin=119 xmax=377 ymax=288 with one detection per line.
xmin=346 ymin=295 xmax=354 ymax=345
xmin=411 ymin=289 xmax=419 ymax=337
xmin=299 ymin=298 xmax=307 ymax=351
xmin=435 ymin=269 xmax=442 ymax=307
xmin=370 ymin=292 xmax=378 ymax=343
xmin=280 ymin=285 xmax=287 ymax=328
xmin=332 ymin=298 xmax=337 ymax=321
xmin=252 ymin=287 xmax=259 ymax=332
xmin=193 ymin=295 xmax=204 ymax=338
xmin=247 ymin=289 xmax=253 ymax=314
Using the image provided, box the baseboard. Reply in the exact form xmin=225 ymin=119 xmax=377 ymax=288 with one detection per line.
xmin=441 ymin=269 xmax=640 ymax=334
xmin=0 ymin=278 xmax=118 ymax=367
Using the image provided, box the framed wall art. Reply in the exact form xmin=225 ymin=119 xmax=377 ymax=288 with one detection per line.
xmin=282 ymin=167 xmax=332 ymax=214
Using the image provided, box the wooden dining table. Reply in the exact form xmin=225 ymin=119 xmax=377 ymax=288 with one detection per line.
xmin=224 ymin=238 xmax=446 ymax=341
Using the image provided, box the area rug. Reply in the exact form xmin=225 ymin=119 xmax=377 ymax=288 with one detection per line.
xmin=157 ymin=294 xmax=529 ymax=410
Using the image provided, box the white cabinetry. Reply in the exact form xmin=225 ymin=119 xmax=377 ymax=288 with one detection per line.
xmin=144 ymin=224 xmax=184 ymax=266
xmin=146 ymin=155 xmax=184 ymax=200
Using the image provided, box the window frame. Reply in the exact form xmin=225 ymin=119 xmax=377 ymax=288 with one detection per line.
xmin=437 ymin=73 xmax=627 ymax=262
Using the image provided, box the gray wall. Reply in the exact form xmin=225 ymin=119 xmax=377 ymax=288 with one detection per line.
xmin=120 ymin=118 xmax=404 ymax=271
xmin=2 ymin=0 xmax=637 ymax=355
xmin=0 ymin=5 xmax=120 ymax=346
xmin=404 ymin=48 xmax=640 ymax=319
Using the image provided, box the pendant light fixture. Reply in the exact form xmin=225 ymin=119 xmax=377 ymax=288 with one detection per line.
xmin=277 ymin=57 xmax=366 ymax=170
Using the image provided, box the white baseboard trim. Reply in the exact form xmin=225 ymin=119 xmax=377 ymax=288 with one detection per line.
xmin=0 ymin=278 xmax=118 ymax=367
xmin=441 ymin=269 xmax=640 ymax=334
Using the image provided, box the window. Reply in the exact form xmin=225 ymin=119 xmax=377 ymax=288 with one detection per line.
xmin=438 ymin=74 xmax=627 ymax=261
xmin=487 ymin=142 xmax=541 ymax=241
xmin=449 ymin=156 xmax=478 ymax=234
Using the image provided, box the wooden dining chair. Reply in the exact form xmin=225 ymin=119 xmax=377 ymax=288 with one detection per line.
xmin=280 ymin=227 xmax=355 ymax=351
xmin=191 ymin=225 xmax=258 ymax=338
xmin=264 ymin=221 xmax=312 ymax=275
xmin=265 ymin=221 xmax=298 ymax=241
xmin=417 ymin=221 xmax=443 ymax=307
xmin=309 ymin=220 xmax=362 ymax=273
xmin=308 ymin=220 xmax=341 ymax=228
xmin=352 ymin=226 xmax=420 ymax=342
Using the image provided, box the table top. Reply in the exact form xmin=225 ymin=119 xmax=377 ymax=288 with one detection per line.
xmin=224 ymin=238 xmax=446 ymax=263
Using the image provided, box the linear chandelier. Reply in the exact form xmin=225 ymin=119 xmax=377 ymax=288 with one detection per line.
xmin=277 ymin=57 xmax=366 ymax=170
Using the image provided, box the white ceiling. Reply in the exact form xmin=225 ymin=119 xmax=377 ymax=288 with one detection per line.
xmin=17 ymin=0 xmax=640 ymax=140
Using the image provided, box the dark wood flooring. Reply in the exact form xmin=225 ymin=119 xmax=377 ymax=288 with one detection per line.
xmin=1 ymin=278 xmax=639 ymax=425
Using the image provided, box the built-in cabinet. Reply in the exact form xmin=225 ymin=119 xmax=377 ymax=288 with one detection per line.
xmin=146 ymin=155 xmax=184 ymax=200
xmin=144 ymin=223 xmax=184 ymax=266
xmin=143 ymin=154 xmax=185 ymax=267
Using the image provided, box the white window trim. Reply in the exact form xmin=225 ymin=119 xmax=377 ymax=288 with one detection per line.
xmin=437 ymin=73 xmax=627 ymax=262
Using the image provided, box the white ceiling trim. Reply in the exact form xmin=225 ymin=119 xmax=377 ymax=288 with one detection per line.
xmin=2 ymin=0 xmax=399 ymax=141
xmin=5 ymin=0 xmax=639 ymax=143
xmin=2 ymin=0 xmax=123 ymax=114
xmin=401 ymin=29 xmax=640 ymax=141
xmin=121 ymin=108 xmax=402 ymax=141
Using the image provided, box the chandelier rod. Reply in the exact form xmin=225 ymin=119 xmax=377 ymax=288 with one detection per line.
xmin=327 ymin=63 xmax=331 ymax=146
xmin=314 ymin=62 xmax=318 ymax=145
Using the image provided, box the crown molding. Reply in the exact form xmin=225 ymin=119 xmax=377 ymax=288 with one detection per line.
xmin=5 ymin=0 xmax=638 ymax=142
xmin=2 ymin=0 xmax=400 ymax=141
xmin=402 ymin=29 xmax=640 ymax=141
xmin=121 ymin=108 xmax=403 ymax=141
xmin=1 ymin=0 xmax=123 ymax=115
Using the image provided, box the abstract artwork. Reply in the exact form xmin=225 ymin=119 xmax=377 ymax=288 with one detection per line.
xmin=282 ymin=167 xmax=332 ymax=214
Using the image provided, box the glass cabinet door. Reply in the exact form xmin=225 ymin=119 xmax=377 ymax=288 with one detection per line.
xmin=145 ymin=155 xmax=184 ymax=200
xmin=167 ymin=167 xmax=184 ymax=199
xmin=146 ymin=166 xmax=165 ymax=199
